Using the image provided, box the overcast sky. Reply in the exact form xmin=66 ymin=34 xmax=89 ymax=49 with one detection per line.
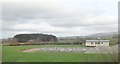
xmin=0 ymin=0 xmax=119 ymax=39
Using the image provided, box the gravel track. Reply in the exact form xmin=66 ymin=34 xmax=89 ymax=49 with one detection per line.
xmin=22 ymin=45 xmax=118 ymax=54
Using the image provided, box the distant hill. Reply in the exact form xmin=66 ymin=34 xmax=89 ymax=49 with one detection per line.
xmin=58 ymin=32 xmax=118 ymax=39
xmin=88 ymin=32 xmax=118 ymax=38
xmin=58 ymin=36 xmax=87 ymax=39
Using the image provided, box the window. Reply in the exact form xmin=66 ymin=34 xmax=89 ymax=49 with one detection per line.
xmin=101 ymin=42 xmax=103 ymax=44
xmin=91 ymin=42 xmax=94 ymax=44
xmin=96 ymin=42 xmax=100 ymax=44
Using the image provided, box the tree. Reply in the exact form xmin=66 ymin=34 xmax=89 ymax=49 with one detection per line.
xmin=13 ymin=33 xmax=58 ymax=43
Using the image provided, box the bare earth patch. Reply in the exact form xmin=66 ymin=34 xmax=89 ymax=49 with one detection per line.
xmin=22 ymin=48 xmax=40 ymax=52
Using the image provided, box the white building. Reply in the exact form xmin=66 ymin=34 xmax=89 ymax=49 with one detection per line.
xmin=85 ymin=40 xmax=109 ymax=46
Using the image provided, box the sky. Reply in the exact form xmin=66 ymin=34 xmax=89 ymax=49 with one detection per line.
xmin=0 ymin=0 xmax=119 ymax=39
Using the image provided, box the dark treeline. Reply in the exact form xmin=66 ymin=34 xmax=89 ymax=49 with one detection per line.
xmin=13 ymin=33 xmax=57 ymax=42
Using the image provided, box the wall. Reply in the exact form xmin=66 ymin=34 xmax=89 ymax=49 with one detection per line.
xmin=85 ymin=42 xmax=96 ymax=46
xmin=85 ymin=42 xmax=109 ymax=46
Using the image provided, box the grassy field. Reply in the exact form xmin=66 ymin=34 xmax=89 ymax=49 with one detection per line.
xmin=0 ymin=46 xmax=2 ymax=62
xmin=2 ymin=45 xmax=118 ymax=62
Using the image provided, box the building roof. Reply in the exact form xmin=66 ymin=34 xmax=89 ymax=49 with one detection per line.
xmin=86 ymin=40 xmax=109 ymax=42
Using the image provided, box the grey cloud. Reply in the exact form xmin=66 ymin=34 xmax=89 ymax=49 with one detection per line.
xmin=2 ymin=2 xmax=65 ymax=21
xmin=1 ymin=0 xmax=118 ymax=38
xmin=83 ymin=24 xmax=118 ymax=32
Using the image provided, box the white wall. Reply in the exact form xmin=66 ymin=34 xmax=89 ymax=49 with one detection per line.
xmin=85 ymin=42 xmax=109 ymax=46
xmin=85 ymin=42 xmax=96 ymax=46
xmin=101 ymin=42 xmax=109 ymax=46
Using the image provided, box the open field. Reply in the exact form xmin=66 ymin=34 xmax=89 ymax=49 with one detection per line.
xmin=0 ymin=46 xmax=2 ymax=63
xmin=2 ymin=45 xmax=118 ymax=62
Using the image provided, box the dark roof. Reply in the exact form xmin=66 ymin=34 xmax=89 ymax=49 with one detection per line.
xmin=86 ymin=40 xmax=109 ymax=42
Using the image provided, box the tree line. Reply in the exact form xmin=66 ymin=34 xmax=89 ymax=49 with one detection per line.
xmin=13 ymin=33 xmax=58 ymax=42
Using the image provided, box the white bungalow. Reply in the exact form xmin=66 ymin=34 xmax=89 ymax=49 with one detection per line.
xmin=85 ymin=40 xmax=109 ymax=46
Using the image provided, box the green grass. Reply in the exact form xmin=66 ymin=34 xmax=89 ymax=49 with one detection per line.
xmin=2 ymin=45 xmax=117 ymax=62
xmin=0 ymin=46 xmax=2 ymax=62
